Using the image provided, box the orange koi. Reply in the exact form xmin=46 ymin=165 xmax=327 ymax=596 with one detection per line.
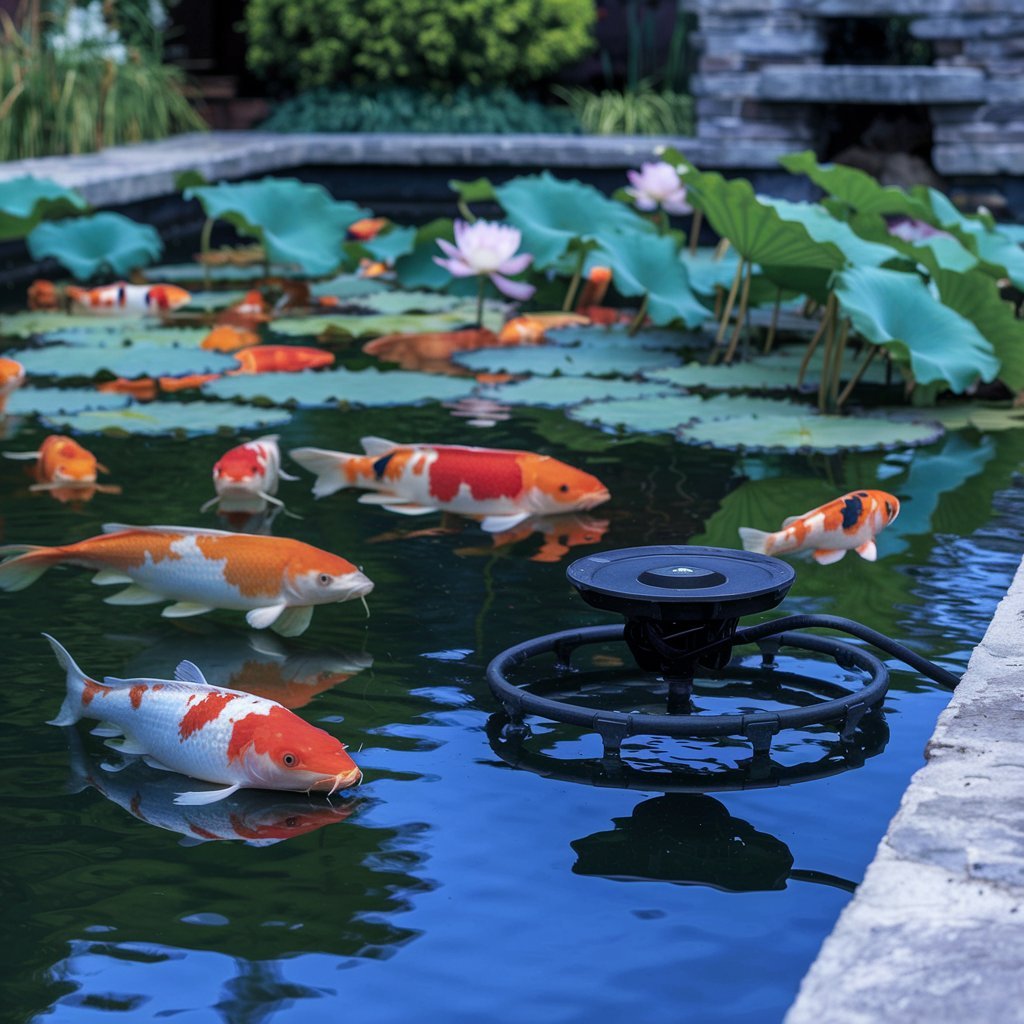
xmin=231 ymin=346 xmax=334 ymax=374
xmin=201 ymin=325 xmax=261 ymax=352
xmin=0 ymin=524 xmax=374 ymax=636
xmin=358 ymin=258 xmax=389 ymax=278
xmin=575 ymin=265 xmax=612 ymax=312
xmin=216 ymin=290 xmax=270 ymax=328
xmin=158 ymin=374 xmax=221 ymax=393
xmin=290 ymin=436 xmax=610 ymax=532
xmin=3 ymin=434 xmax=120 ymax=504
xmin=497 ymin=313 xmax=590 ymax=346
xmin=98 ymin=377 xmax=158 ymax=401
xmin=739 ymin=489 xmax=900 ymax=565
xmin=47 ymin=636 xmax=362 ymax=805
xmin=67 ymin=282 xmax=192 ymax=315
xmin=27 ymin=279 xmax=60 ymax=311
xmin=0 ymin=357 xmax=26 ymax=412
xmin=363 ymin=329 xmax=499 ymax=374
xmin=348 ymin=217 xmax=389 ymax=241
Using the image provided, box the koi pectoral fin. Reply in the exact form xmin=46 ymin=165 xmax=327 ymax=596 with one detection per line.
xmin=357 ymin=492 xmax=404 ymax=505
xmin=480 ymin=513 xmax=531 ymax=533
xmin=162 ymin=601 xmax=215 ymax=618
xmin=92 ymin=569 xmax=134 ymax=586
xmin=812 ymin=548 xmax=847 ymax=565
xmin=174 ymin=783 xmax=242 ymax=806
xmin=105 ymin=585 xmax=166 ymax=606
xmin=270 ymin=605 xmax=314 ymax=638
xmin=247 ymin=604 xmax=287 ymax=630
xmin=855 ymin=540 xmax=878 ymax=561
xmin=104 ymin=736 xmax=148 ymax=756
xmin=382 ymin=503 xmax=436 ymax=516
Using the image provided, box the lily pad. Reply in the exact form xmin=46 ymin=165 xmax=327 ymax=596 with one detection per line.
xmin=677 ymin=412 xmax=943 ymax=453
xmin=0 ymin=176 xmax=88 ymax=240
xmin=0 ymin=312 xmax=159 ymax=337
xmin=891 ymin=402 xmax=1024 ymax=433
xmin=40 ymin=400 xmax=292 ymax=436
xmin=181 ymin=290 xmax=249 ymax=312
xmin=478 ymin=377 xmax=679 ymax=408
xmin=143 ymin=263 xmax=299 ymax=283
xmin=36 ymin=326 xmax=211 ymax=348
xmin=454 ymin=337 xmax=685 ymax=377
xmin=678 ymin=248 xmax=744 ymax=297
xmin=26 ymin=212 xmax=163 ymax=280
xmin=9 ymin=343 xmax=237 ymax=380
xmin=310 ymin=275 xmax=391 ymax=300
xmin=269 ymin=302 xmax=505 ymax=339
xmin=185 ymin=178 xmax=370 ymax=277
xmin=355 ymin=290 xmax=466 ymax=315
xmin=4 ymin=387 xmax=131 ymax=416
xmin=359 ymin=225 xmax=417 ymax=265
xmin=204 ymin=367 xmax=479 ymax=408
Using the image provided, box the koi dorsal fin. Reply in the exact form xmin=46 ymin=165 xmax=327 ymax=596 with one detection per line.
xmin=360 ymin=436 xmax=398 ymax=456
xmin=782 ymin=516 xmax=800 ymax=527
xmin=102 ymin=523 xmax=236 ymax=537
xmin=174 ymin=660 xmax=209 ymax=686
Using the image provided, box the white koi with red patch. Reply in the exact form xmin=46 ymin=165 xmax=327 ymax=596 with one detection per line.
xmin=46 ymin=635 xmax=362 ymax=805
xmin=67 ymin=282 xmax=192 ymax=314
xmin=202 ymin=435 xmax=297 ymax=514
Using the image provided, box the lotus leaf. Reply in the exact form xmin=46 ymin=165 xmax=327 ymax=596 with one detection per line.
xmin=27 ymin=213 xmax=163 ymax=280
xmin=359 ymin=226 xmax=417 ymax=265
xmin=478 ymin=377 xmax=678 ymax=408
xmin=310 ymin=275 xmax=391 ymax=300
xmin=182 ymin=290 xmax=249 ymax=311
xmin=893 ymin=402 xmax=1024 ymax=432
xmin=143 ymin=263 xmax=296 ymax=283
xmin=40 ymin=400 xmax=292 ymax=436
xmin=37 ymin=326 xmax=210 ymax=349
xmin=185 ymin=178 xmax=370 ymax=276
xmin=678 ymin=248 xmax=744 ymax=296
xmin=545 ymin=324 xmax=698 ymax=351
xmin=203 ymin=367 xmax=478 ymax=408
xmin=0 ymin=312 xmax=155 ymax=337
xmin=834 ymin=266 xmax=999 ymax=392
xmin=449 ymin=178 xmax=499 ymax=204
xmin=493 ymin=172 xmax=655 ymax=270
xmin=454 ymin=338 xmax=685 ymax=377
xmin=393 ymin=219 xmax=458 ymax=290
xmin=587 ymin=231 xmax=710 ymax=328
xmin=355 ymin=291 xmax=466 ymax=315
xmin=848 ymin=213 xmax=978 ymax=274
xmin=9 ymin=343 xmax=237 ymax=379
xmin=4 ymin=387 xmax=131 ymax=416
xmin=0 ymin=176 xmax=89 ymax=241
xmin=677 ymin=412 xmax=943 ymax=453
xmin=269 ymin=303 xmax=505 ymax=338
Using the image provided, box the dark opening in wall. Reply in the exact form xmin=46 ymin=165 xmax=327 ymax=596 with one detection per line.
xmin=823 ymin=17 xmax=934 ymax=67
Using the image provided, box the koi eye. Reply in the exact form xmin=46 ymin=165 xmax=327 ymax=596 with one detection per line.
xmin=282 ymin=753 xmax=298 ymax=767
xmin=285 ymin=817 xmax=299 ymax=828
xmin=885 ymin=501 xmax=895 ymax=520
xmin=318 ymin=573 xmax=332 ymax=586
xmin=559 ymin=484 xmax=570 ymax=493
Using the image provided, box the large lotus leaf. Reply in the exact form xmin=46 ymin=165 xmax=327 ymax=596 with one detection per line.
xmin=185 ymin=179 xmax=370 ymax=276
xmin=848 ymin=212 xmax=977 ymax=275
xmin=493 ymin=172 xmax=655 ymax=270
xmin=943 ymin=218 xmax=1024 ymax=291
xmin=478 ymin=377 xmax=678 ymax=408
xmin=360 ymin=225 xmax=417 ymax=265
xmin=269 ymin=302 xmax=505 ymax=338
xmin=310 ymin=275 xmax=391 ymax=300
xmin=893 ymin=402 xmax=1024 ymax=433
xmin=453 ymin=338 xmax=685 ymax=377
xmin=40 ymin=400 xmax=291 ymax=436
xmin=587 ymin=231 xmax=710 ymax=328
xmin=394 ymin=219 xmax=459 ymax=291
xmin=449 ymin=177 xmax=498 ymax=204
xmin=567 ymin=394 xmax=811 ymax=434
xmin=9 ymin=343 xmax=237 ymax=379
xmin=4 ymin=387 xmax=131 ymax=416
xmin=677 ymin=411 xmax=943 ymax=453
xmin=679 ymin=248 xmax=743 ymax=296
xmin=544 ymin=324 xmax=697 ymax=351
xmin=0 ymin=176 xmax=89 ymax=240
xmin=37 ymin=326 xmax=210 ymax=348
xmin=204 ymin=367 xmax=478 ymax=408
xmin=834 ymin=266 xmax=999 ymax=392
xmin=356 ymin=291 xmax=465 ymax=315
xmin=27 ymin=213 xmax=162 ymax=280
xmin=779 ymin=151 xmax=934 ymax=220
xmin=0 ymin=312 xmax=156 ymax=337
xmin=143 ymin=263 xmax=300 ymax=283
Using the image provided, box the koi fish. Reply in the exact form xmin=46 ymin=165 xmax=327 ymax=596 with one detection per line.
xmin=348 ymin=217 xmax=389 ymax=241
xmin=27 ymin=279 xmax=60 ymax=311
xmin=0 ymin=524 xmax=374 ymax=636
xmin=0 ymin=357 xmax=26 ymax=412
xmin=46 ymin=635 xmax=362 ymax=805
xmin=575 ymin=266 xmax=612 ymax=312
xmin=97 ymin=377 xmax=158 ymax=401
xmin=497 ymin=313 xmax=589 ymax=345
xmin=738 ymin=489 xmax=900 ymax=565
xmin=3 ymin=434 xmax=117 ymax=493
xmin=216 ymin=290 xmax=270 ymax=328
xmin=67 ymin=282 xmax=192 ymax=314
xmin=202 ymin=435 xmax=298 ymax=514
xmin=363 ymin=329 xmax=499 ymax=374
xmin=357 ymin=258 xmax=389 ymax=278
xmin=290 ymin=436 xmax=610 ymax=532
xmin=66 ymin=728 xmax=356 ymax=846
xmin=231 ymin=346 xmax=335 ymax=374
xmin=201 ymin=325 xmax=261 ymax=352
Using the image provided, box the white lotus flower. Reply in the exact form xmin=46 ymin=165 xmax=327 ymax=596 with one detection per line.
xmin=434 ymin=219 xmax=535 ymax=300
xmin=625 ymin=161 xmax=691 ymax=215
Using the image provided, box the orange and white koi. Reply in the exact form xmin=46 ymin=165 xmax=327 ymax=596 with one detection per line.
xmin=739 ymin=489 xmax=900 ymax=565
xmin=3 ymin=434 xmax=116 ymax=492
xmin=0 ymin=524 xmax=374 ymax=635
xmin=202 ymin=435 xmax=298 ymax=514
xmin=497 ymin=313 xmax=590 ymax=345
xmin=0 ymin=357 xmax=26 ymax=412
xmin=231 ymin=346 xmax=334 ymax=374
xmin=290 ymin=436 xmax=610 ymax=532
xmin=27 ymin=279 xmax=60 ymax=311
xmin=46 ymin=635 xmax=362 ymax=805
xmin=67 ymin=282 xmax=192 ymax=315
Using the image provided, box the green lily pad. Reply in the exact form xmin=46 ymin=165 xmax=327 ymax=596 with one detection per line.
xmin=0 ymin=312 xmax=158 ymax=337
xmin=834 ymin=266 xmax=999 ymax=393
xmin=355 ymin=290 xmax=466 ymax=315
xmin=310 ymin=275 xmax=391 ymax=300
xmin=545 ymin=324 xmax=697 ymax=350
xmin=9 ymin=343 xmax=237 ymax=380
xmin=454 ymin=337 xmax=685 ymax=377
xmin=143 ymin=263 xmax=297 ymax=283
xmin=0 ymin=176 xmax=89 ymax=241
xmin=40 ymin=400 xmax=292 ymax=437
xmin=677 ymin=412 xmax=943 ymax=453
xmin=359 ymin=225 xmax=417 ymax=265
xmin=478 ymin=377 xmax=678 ymax=408
xmin=185 ymin=178 xmax=370 ymax=277
xmin=5 ymin=387 xmax=131 ymax=416
xmin=891 ymin=402 xmax=1024 ymax=432
xmin=37 ymin=326 xmax=211 ymax=348
xmin=568 ymin=393 xmax=812 ymax=434
xmin=181 ymin=290 xmax=249 ymax=312
xmin=269 ymin=302 xmax=505 ymax=339
xmin=203 ymin=367 xmax=478 ymax=408
xmin=26 ymin=212 xmax=163 ymax=280
xmin=678 ymin=248 xmax=744 ymax=297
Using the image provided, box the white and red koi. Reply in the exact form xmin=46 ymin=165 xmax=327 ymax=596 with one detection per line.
xmin=202 ymin=435 xmax=297 ymax=514
xmin=47 ymin=635 xmax=362 ymax=805
xmin=0 ymin=357 xmax=25 ymax=413
xmin=739 ymin=489 xmax=900 ymax=565
xmin=67 ymin=282 xmax=192 ymax=315
xmin=0 ymin=524 xmax=373 ymax=636
xmin=290 ymin=436 xmax=610 ymax=532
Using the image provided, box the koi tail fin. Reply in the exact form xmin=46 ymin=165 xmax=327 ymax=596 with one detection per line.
xmin=289 ymin=447 xmax=357 ymax=499
xmin=43 ymin=634 xmax=87 ymax=726
xmin=738 ymin=527 xmax=771 ymax=555
xmin=0 ymin=544 xmax=58 ymax=591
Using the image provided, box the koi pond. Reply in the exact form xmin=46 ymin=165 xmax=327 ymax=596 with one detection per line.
xmin=2 ymin=160 xmax=1024 ymax=1022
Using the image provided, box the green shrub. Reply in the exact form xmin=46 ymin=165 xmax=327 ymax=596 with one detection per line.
xmin=244 ymin=0 xmax=596 ymax=91
xmin=553 ymin=84 xmax=695 ymax=136
xmin=260 ymin=85 xmax=580 ymax=134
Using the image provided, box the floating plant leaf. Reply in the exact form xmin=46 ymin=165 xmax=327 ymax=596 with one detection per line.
xmin=269 ymin=303 xmax=504 ymax=339
xmin=143 ymin=263 xmax=299 ymax=283
xmin=0 ymin=312 xmax=156 ymax=337
xmin=356 ymin=291 xmax=466 ymax=315
xmin=454 ymin=338 xmax=685 ymax=377
xmin=678 ymin=248 xmax=743 ymax=297
xmin=834 ymin=266 xmax=999 ymax=392
xmin=40 ymin=400 xmax=291 ymax=436
xmin=0 ymin=176 xmax=88 ymax=240
xmin=891 ymin=402 xmax=1024 ymax=433
xmin=359 ymin=226 xmax=417 ymax=265
xmin=677 ymin=412 xmax=943 ymax=453
xmin=37 ymin=326 xmax=211 ymax=349
xmin=393 ymin=219 xmax=457 ymax=290
xmin=310 ymin=275 xmax=391 ymax=300
xmin=181 ymin=290 xmax=249 ymax=312
xmin=478 ymin=377 xmax=678 ymax=408
xmin=204 ymin=367 xmax=478 ymax=408
xmin=545 ymin=324 xmax=698 ymax=351
xmin=185 ymin=178 xmax=370 ymax=276
xmin=27 ymin=212 xmax=163 ymax=279
xmin=4 ymin=387 xmax=131 ymax=416
xmin=9 ymin=343 xmax=237 ymax=379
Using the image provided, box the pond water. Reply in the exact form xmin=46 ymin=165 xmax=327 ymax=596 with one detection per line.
xmin=3 ymin=328 xmax=1023 ymax=1023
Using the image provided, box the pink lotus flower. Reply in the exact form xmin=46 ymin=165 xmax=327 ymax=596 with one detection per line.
xmin=886 ymin=217 xmax=954 ymax=244
xmin=434 ymin=219 xmax=535 ymax=300
xmin=625 ymin=161 xmax=691 ymax=215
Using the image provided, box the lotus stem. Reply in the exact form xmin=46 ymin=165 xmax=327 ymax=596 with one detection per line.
xmin=562 ymin=251 xmax=585 ymax=312
xmin=817 ymin=297 xmax=839 ymax=413
xmin=830 ymin=317 xmax=851 ymax=408
xmin=628 ymin=293 xmax=649 ymax=337
xmin=802 ymin=297 xmax=818 ymax=319
xmin=657 ymin=210 xmax=669 ymax=236
xmin=688 ymin=208 xmax=703 ymax=255
xmin=713 ymin=285 xmax=724 ymax=322
xmin=713 ymin=257 xmax=744 ymax=355
xmin=723 ymin=259 xmax=753 ymax=364
xmin=475 ymin=275 xmax=486 ymax=329
xmin=837 ymin=344 xmax=878 ymax=409
xmin=797 ymin=296 xmax=833 ymax=388
xmin=457 ymin=199 xmax=476 ymax=224
xmin=713 ymin=238 xmax=730 ymax=261
xmin=763 ymin=289 xmax=782 ymax=354
xmin=199 ymin=216 xmax=214 ymax=289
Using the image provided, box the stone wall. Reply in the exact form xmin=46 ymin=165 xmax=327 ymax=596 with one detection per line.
xmin=682 ymin=0 xmax=1024 ymax=175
